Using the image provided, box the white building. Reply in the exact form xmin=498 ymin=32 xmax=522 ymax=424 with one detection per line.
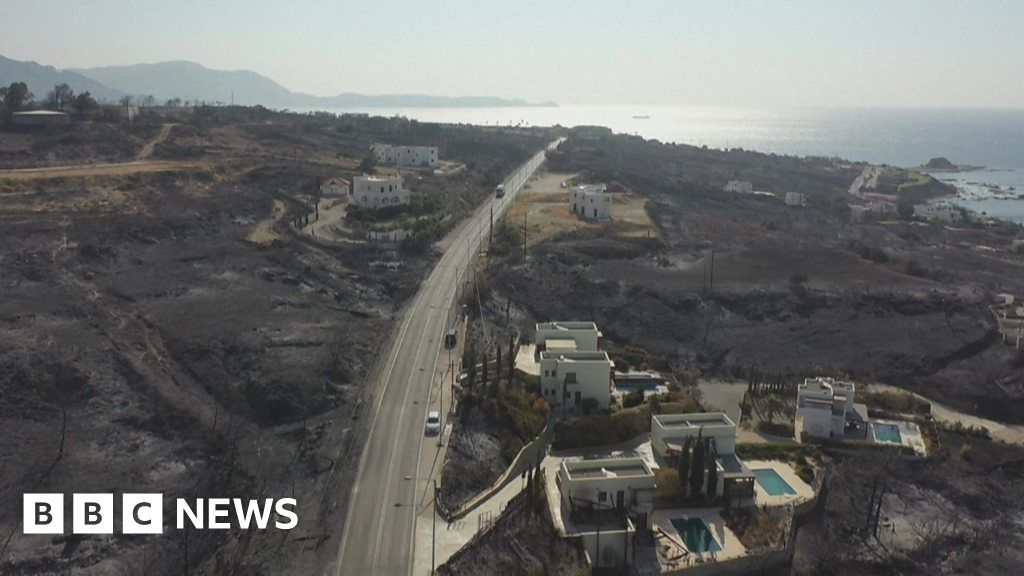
xmin=540 ymin=351 xmax=614 ymax=411
xmin=371 ymin=144 xmax=438 ymax=168
xmin=650 ymin=412 xmax=755 ymax=501
xmin=914 ymin=202 xmax=962 ymax=223
xmin=784 ymin=192 xmax=806 ymax=207
xmin=352 ymin=175 xmax=409 ymax=208
xmin=724 ymin=180 xmax=753 ymax=195
xmin=11 ymin=110 xmax=70 ymax=127
xmin=535 ymin=321 xmax=602 ymax=352
xmin=320 ymin=176 xmax=350 ymax=197
xmin=557 ymin=457 xmax=656 ymax=512
xmin=552 ymin=457 xmax=654 ymax=569
xmin=570 ymin=184 xmax=612 ymax=221
xmin=795 ymin=377 xmax=868 ymax=441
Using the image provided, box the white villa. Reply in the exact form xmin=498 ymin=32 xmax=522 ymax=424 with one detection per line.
xmin=552 ymin=457 xmax=654 ymax=569
xmin=371 ymin=144 xmax=438 ymax=168
xmin=352 ymin=175 xmax=409 ymax=208
xmin=651 ymin=412 xmax=756 ymax=502
xmin=784 ymin=192 xmax=807 ymax=207
xmin=724 ymin=180 xmax=753 ymax=195
xmin=570 ymin=184 xmax=612 ymax=221
xmin=795 ymin=377 xmax=868 ymax=441
xmin=540 ymin=351 xmax=614 ymax=412
xmin=320 ymin=176 xmax=350 ymax=197
xmin=535 ymin=321 xmax=602 ymax=352
xmin=557 ymin=457 xmax=656 ymax=514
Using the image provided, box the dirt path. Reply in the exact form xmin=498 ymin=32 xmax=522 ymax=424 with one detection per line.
xmin=0 ymin=159 xmax=208 ymax=181
xmin=136 ymin=122 xmax=176 ymax=160
xmin=872 ymin=383 xmax=1024 ymax=445
xmin=248 ymin=199 xmax=286 ymax=244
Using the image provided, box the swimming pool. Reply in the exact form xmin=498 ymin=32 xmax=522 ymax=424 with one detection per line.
xmin=872 ymin=422 xmax=903 ymax=444
xmin=670 ymin=516 xmax=721 ymax=553
xmin=614 ymin=381 xmax=660 ymax=392
xmin=753 ymin=468 xmax=797 ymax=496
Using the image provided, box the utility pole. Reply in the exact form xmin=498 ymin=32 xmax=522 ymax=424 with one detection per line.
xmin=489 ymin=202 xmax=493 ymax=250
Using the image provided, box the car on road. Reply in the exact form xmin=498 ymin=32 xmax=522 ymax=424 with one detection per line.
xmin=495 ymin=184 xmax=505 ymax=198
xmin=425 ymin=411 xmax=441 ymax=435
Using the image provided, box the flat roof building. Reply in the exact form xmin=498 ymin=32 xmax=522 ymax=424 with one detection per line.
xmin=651 ymin=412 xmax=755 ymax=502
xmin=540 ymin=350 xmax=614 ymax=412
xmin=795 ymin=376 xmax=868 ymax=440
xmin=11 ymin=110 xmax=70 ymax=128
xmin=535 ymin=321 xmax=602 ymax=352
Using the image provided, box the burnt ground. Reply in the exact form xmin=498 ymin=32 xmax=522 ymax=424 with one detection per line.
xmin=0 ymin=110 xmax=557 ymax=575
xmin=437 ymin=496 xmax=587 ymax=576
xmin=794 ymin=432 xmax=1024 ymax=575
xmin=487 ymin=131 xmax=1024 ymax=424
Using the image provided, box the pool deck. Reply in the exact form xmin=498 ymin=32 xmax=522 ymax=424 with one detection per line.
xmin=745 ymin=459 xmax=815 ymax=507
xmin=870 ymin=418 xmax=927 ymax=456
xmin=650 ymin=508 xmax=746 ymax=567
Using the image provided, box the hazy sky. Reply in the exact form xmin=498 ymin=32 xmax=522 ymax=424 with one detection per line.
xmin=2 ymin=0 xmax=1022 ymax=108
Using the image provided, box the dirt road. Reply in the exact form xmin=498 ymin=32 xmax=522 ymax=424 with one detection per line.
xmin=136 ymin=122 xmax=176 ymax=160
xmin=0 ymin=159 xmax=208 ymax=181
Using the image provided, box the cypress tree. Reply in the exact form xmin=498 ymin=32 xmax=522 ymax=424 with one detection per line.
xmin=689 ymin=430 xmax=705 ymax=497
xmin=706 ymin=437 xmax=718 ymax=499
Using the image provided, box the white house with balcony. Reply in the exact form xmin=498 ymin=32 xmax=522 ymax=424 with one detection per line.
xmin=571 ymin=184 xmax=612 ymax=221
xmin=551 ymin=457 xmax=654 ymax=570
xmin=651 ymin=412 xmax=756 ymax=502
xmin=914 ymin=202 xmax=962 ymax=223
xmin=535 ymin=321 xmax=602 ymax=352
xmin=795 ymin=377 xmax=868 ymax=440
xmin=371 ymin=144 xmax=438 ymax=168
xmin=540 ymin=351 xmax=614 ymax=412
xmin=724 ymin=180 xmax=753 ymax=195
xmin=352 ymin=175 xmax=409 ymax=208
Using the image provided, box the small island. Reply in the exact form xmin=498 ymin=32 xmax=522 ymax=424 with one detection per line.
xmin=918 ymin=156 xmax=984 ymax=172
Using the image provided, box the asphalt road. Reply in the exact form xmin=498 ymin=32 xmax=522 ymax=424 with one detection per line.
xmin=332 ymin=140 xmax=562 ymax=576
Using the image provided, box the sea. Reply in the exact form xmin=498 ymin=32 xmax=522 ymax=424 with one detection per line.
xmin=311 ymin=105 xmax=1024 ymax=222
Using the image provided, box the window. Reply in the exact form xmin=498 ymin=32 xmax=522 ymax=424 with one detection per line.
xmin=565 ymin=372 xmax=576 ymax=383
xmin=598 ymin=491 xmax=607 ymax=503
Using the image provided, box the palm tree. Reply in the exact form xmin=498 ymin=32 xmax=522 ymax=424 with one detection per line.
xmin=764 ymin=394 xmax=783 ymax=424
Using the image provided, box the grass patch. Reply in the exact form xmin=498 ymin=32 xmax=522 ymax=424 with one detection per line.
xmin=862 ymin=390 xmax=931 ymax=415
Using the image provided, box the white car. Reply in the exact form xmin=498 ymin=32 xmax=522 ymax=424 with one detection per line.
xmin=425 ymin=411 xmax=441 ymax=436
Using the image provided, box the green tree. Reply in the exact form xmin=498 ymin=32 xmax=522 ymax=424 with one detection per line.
xmin=45 ymin=83 xmax=74 ymax=111
xmin=677 ymin=436 xmax=693 ymax=498
xmin=764 ymin=394 xmax=783 ymax=424
xmin=359 ymin=152 xmax=377 ymax=174
xmin=705 ymin=438 xmax=718 ymax=499
xmin=1 ymin=82 xmax=34 ymax=112
xmin=72 ymin=92 xmax=98 ymax=115
xmin=689 ymin=430 xmax=705 ymax=497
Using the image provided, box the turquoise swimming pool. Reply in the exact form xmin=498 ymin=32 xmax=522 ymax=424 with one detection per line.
xmin=873 ymin=422 xmax=903 ymax=444
xmin=753 ymin=468 xmax=797 ymax=496
xmin=670 ymin=516 xmax=721 ymax=553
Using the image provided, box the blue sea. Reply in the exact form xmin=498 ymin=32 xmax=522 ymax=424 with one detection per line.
xmin=312 ymin=105 xmax=1024 ymax=222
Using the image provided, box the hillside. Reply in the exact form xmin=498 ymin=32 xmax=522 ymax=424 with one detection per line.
xmin=73 ymin=59 xmax=554 ymax=108
xmin=0 ymin=54 xmax=123 ymax=102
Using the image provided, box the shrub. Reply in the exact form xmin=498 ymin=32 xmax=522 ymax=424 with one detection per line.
xmin=756 ymin=421 xmax=795 ymax=438
xmin=654 ymin=469 xmax=683 ymax=507
xmin=552 ymin=407 xmax=651 ymax=450
xmin=622 ymin=390 xmax=645 ymax=408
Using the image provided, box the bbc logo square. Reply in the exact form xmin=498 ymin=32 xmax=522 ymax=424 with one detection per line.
xmin=24 ymin=494 xmax=64 ymax=534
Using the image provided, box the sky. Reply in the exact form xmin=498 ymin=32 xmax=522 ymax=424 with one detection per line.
xmin=1 ymin=0 xmax=1022 ymax=108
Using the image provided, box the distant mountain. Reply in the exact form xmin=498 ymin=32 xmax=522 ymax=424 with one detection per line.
xmin=0 ymin=54 xmax=123 ymax=102
xmin=72 ymin=60 xmax=555 ymax=108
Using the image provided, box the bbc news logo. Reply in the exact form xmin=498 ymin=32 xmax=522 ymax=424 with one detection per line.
xmin=24 ymin=494 xmax=297 ymax=534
